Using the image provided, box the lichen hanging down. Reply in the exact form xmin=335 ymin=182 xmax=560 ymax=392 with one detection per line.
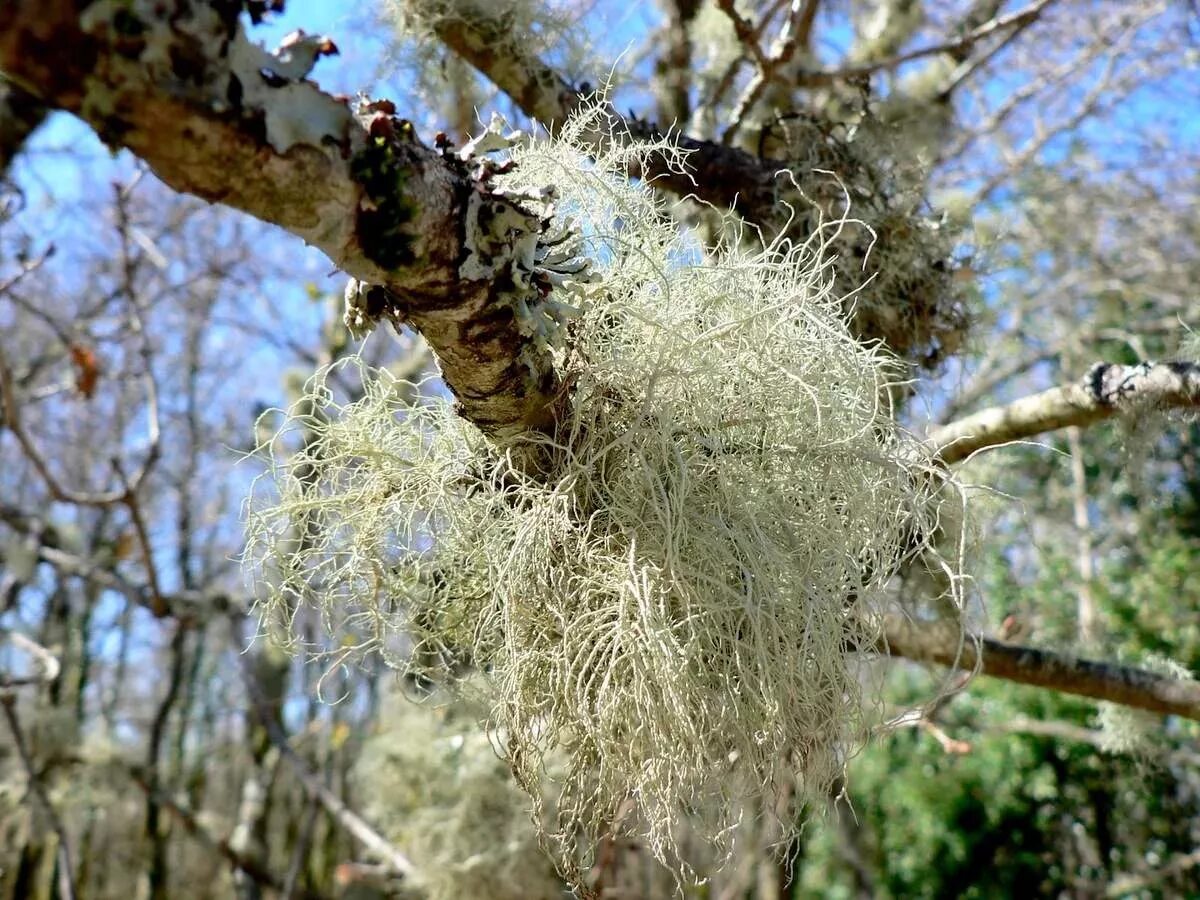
xmin=359 ymin=687 xmax=566 ymax=900
xmin=244 ymin=104 xmax=962 ymax=879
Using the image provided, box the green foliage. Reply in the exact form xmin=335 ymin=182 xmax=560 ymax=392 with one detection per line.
xmin=790 ymin=483 xmax=1200 ymax=898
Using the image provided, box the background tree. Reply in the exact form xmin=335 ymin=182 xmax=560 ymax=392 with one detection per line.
xmin=1 ymin=1 xmax=1198 ymax=897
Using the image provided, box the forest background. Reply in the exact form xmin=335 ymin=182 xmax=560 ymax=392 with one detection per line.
xmin=2 ymin=1 xmax=1200 ymax=898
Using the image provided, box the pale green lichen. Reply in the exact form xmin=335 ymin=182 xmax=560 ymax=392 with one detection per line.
xmin=1098 ymin=654 xmax=1195 ymax=755
xmin=245 ymin=102 xmax=962 ymax=882
xmin=360 ymin=688 xmax=565 ymax=900
xmin=763 ymin=110 xmax=969 ymax=368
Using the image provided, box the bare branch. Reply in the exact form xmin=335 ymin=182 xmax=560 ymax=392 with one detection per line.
xmin=884 ymin=615 xmax=1200 ymax=721
xmin=129 ymin=768 xmax=329 ymax=900
xmin=715 ymin=0 xmax=770 ymax=72
xmin=0 ymin=500 xmax=236 ymax=620
xmin=929 ymin=361 xmax=1200 ymax=464
xmin=0 ymin=342 xmax=127 ymax=504
xmin=798 ymin=0 xmax=1060 ymax=88
xmin=722 ymin=0 xmax=818 ymax=145
xmin=415 ymin=0 xmax=795 ymax=226
xmin=232 ymin=621 xmax=417 ymax=880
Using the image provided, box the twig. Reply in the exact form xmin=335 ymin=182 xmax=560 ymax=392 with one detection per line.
xmin=0 ymin=500 xmax=231 ymax=620
xmin=722 ymin=1 xmax=816 ymax=145
xmin=794 ymin=0 xmax=1059 ymax=87
xmin=282 ymin=797 xmax=321 ymax=900
xmin=0 ymin=344 xmax=124 ymax=504
xmin=114 ymin=460 xmax=166 ymax=616
xmin=231 ymin=620 xmax=417 ymax=879
xmin=128 ymin=768 xmax=329 ymax=900
xmin=715 ymin=0 xmax=769 ymax=71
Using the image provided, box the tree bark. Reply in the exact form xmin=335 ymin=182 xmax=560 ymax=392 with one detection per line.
xmin=0 ymin=0 xmax=567 ymax=439
xmin=883 ymin=615 xmax=1200 ymax=721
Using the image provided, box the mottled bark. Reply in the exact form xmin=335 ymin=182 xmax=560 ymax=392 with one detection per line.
xmin=0 ymin=0 xmax=563 ymax=438
xmin=931 ymin=360 xmax=1200 ymax=463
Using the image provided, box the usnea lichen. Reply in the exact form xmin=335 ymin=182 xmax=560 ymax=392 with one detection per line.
xmin=765 ymin=110 xmax=969 ymax=369
xmin=1098 ymin=654 xmax=1195 ymax=756
xmin=245 ymin=104 xmax=962 ymax=881
xmin=360 ymin=687 xmax=565 ymax=900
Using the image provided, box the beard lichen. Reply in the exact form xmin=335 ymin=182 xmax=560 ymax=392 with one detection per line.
xmin=360 ymin=686 xmax=566 ymax=900
xmin=244 ymin=103 xmax=962 ymax=883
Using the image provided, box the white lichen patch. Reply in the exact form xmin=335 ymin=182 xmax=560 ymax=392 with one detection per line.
xmin=80 ymin=1 xmax=349 ymax=156
xmin=225 ymin=28 xmax=349 ymax=154
xmin=246 ymin=102 xmax=962 ymax=881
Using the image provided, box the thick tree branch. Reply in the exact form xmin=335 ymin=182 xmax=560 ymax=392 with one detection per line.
xmin=884 ymin=615 xmax=1200 ymax=721
xmin=0 ymin=0 xmax=566 ymax=438
xmin=930 ymin=361 xmax=1200 ymax=464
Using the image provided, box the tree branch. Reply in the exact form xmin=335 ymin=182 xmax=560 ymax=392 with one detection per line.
xmin=0 ymin=500 xmax=234 ymax=620
xmin=0 ymin=0 xmax=571 ymax=438
xmin=804 ymin=0 xmax=1058 ymax=87
xmin=231 ymin=619 xmax=417 ymax=880
xmin=883 ymin=615 xmax=1200 ymax=721
xmin=930 ymin=361 xmax=1200 ymax=464
xmin=129 ymin=768 xmax=329 ymax=900
xmin=413 ymin=0 xmax=792 ymax=226
xmin=1 ymin=691 xmax=78 ymax=900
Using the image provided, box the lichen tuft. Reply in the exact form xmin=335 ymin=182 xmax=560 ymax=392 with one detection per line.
xmin=245 ymin=102 xmax=963 ymax=883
